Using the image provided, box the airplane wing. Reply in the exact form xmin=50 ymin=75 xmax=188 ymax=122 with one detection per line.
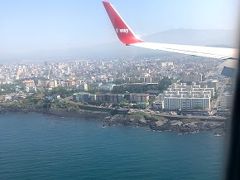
xmin=102 ymin=1 xmax=238 ymax=61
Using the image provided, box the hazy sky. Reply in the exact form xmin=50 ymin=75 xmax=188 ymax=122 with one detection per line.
xmin=0 ymin=0 xmax=238 ymax=60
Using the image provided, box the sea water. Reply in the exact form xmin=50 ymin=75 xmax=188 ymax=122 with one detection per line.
xmin=0 ymin=113 xmax=225 ymax=180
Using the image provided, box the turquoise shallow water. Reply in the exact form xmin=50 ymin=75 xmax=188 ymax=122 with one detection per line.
xmin=0 ymin=113 xmax=225 ymax=180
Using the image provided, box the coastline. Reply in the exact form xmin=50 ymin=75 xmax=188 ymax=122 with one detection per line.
xmin=0 ymin=105 xmax=226 ymax=136
xmin=0 ymin=106 xmax=109 ymax=120
xmin=103 ymin=114 xmax=226 ymax=135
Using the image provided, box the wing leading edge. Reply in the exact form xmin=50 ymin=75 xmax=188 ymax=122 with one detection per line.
xmin=102 ymin=0 xmax=238 ymax=60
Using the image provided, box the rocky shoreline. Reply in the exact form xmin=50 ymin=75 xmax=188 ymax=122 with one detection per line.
xmin=0 ymin=106 xmax=226 ymax=135
xmin=103 ymin=114 xmax=226 ymax=135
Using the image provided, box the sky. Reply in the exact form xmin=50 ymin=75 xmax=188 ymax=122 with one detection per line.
xmin=0 ymin=0 xmax=239 ymax=61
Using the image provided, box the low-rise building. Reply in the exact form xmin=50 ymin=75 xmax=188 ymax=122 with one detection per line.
xmin=48 ymin=80 xmax=58 ymax=88
xmin=73 ymin=92 xmax=91 ymax=102
xmin=98 ymin=83 xmax=116 ymax=92
xmin=96 ymin=94 xmax=124 ymax=104
xmin=22 ymin=79 xmax=35 ymax=88
xmin=78 ymin=83 xmax=88 ymax=91
xmin=129 ymin=93 xmax=149 ymax=103
xmin=219 ymin=92 xmax=233 ymax=109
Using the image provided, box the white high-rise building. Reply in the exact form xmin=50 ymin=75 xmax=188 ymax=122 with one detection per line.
xmin=162 ymin=83 xmax=213 ymax=111
xmin=164 ymin=97 xmax=210 ymax=111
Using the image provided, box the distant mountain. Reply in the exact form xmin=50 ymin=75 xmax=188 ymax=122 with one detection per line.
xmin=144 ymin=29 xmax=236 ymax=48
xmin=79 ymin=29 xmax=237 ymax=58
xmin=1 ymin=29 xmax=237 ymax=63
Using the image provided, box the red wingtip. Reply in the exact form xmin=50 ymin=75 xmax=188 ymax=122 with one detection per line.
xmin=102 ymin=1 xmax=143 ymax=45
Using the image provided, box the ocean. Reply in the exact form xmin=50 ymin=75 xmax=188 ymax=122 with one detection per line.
xmin=0 ymin=112 xmax=226 ymax=180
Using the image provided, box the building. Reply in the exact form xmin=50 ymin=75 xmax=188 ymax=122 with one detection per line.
xmin=73 ymin=93 xmax=124 ymax=104
xmin=96 ymin=94 xmax=124 ymax=104
xmin=98 ymin=83 xmax=116 ymax=92
xmin=22 ymin=79 xmax=37 ymax=92
xmin=164 ymin=97 xmax=210 ymax=111
xmin=22 ymin=79 xmax=35 ymax=88
xmin=162 ymin=83 xmax=213 ymax=111
xmin=65 ymin=80 xmax=76 ymax=87
xmin=83 ymin=83 xmax=88 ymax=91
xmin=89 ymin=94 xmax=96 ymax=102
xmin=152 ymin=94 xmax=164 ymax=110
xmin=96 ymin=94 xmax=105 ymax=103
xmin=78 ymin=83 xmax=88 ymax=91
xmin=160 ymin=62 xmax=174 ymax=67
xmin=4 ymin=95 xmax=12 ymax=101
xmin=129 ymin=93 xmax=149 ymax=103
xmin=180 ymin=72 xmax=203 ymax=83
xmin=219 ymin=92 xmax=233 ymax=109
xmin=48 ymin=80 xmax=58 ymax=88
xmin=107 ymin=94 xmax=124 ymax=104
xmin=152 ymin=100 xmax=164 ymax=110
xmin=73 ymin=92 xmax=91 ymax=102
xmin=200 ymin=80 xmax=219 ymax=91
xmin=165 ymin=83 xmax=214 ymax=98
xmin=36 ymin=79 xmax=49 ymax=88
